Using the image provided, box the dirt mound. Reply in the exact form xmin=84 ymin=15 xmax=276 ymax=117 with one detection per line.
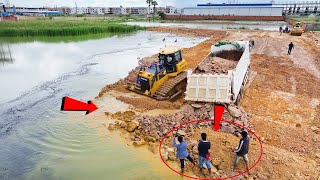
xmin=196 ymin=56 xmax=238 ymax=74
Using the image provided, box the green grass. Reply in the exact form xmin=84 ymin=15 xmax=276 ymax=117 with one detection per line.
xmin=290 ymin=17 xmax=320 ymax=23
xmin=0 ymin=19 xmax=146 ymax=37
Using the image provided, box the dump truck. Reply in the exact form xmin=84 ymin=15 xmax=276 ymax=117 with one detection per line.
xmin=185 ymin=41 xmax=250 ymax=105
xmin=129 ymin=46 xmax=188 ymax=100
xmin=291 ymin=22 xmax=303 ymax=36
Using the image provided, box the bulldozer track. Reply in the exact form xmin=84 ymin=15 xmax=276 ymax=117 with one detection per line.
xmin=154 ymin=71 xmax=187 ymax=100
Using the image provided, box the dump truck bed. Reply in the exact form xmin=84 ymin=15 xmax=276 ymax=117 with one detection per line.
xmin=185 ymin=41 xmax=250 ymax=104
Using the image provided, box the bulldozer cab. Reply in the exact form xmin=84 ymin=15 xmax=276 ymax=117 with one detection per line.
xmin=159 ymin=46 xmax=183 ymax=74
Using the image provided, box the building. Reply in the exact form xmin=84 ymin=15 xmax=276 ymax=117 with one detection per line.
xmin=126 ymin=7 xmax=148 ymax=15
xmin=275 ymin=1 xmax=320 ymax=16
xmin=166 ymin=6 xmax=177 ymax=14
xmin=5 ymin=6 xmax=61 ymax=16
xmin=106 ymin=7 xmax=126 ymax=15
xmin=196 ymin=1 xmax=320 ymax=16
xmin=183 ymin=6 xmax=283 ymax=17
xmin=57 ymin=7 xmax=71 ymax=14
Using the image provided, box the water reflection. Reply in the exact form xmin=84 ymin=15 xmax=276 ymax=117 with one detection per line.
xmin=0 ymin=43 xmax=14 ymax=65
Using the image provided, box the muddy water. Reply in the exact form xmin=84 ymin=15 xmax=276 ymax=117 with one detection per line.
xmin=125 ymin=21 xmax=288 ymax=31
xmin=0 ymin=31 xmax=206 ymax=180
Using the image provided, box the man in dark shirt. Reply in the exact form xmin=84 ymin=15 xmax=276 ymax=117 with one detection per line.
xmin=288 ymin=42 xmax=294 ymax=55
xmin=233 ymin=131 xmax=250 ymax=172
xmin=198 ymin=133 xmax=212 ymax=177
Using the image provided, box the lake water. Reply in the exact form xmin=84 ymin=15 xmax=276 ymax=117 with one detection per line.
xmin=0 ymin=31 xmax=206 ymax=180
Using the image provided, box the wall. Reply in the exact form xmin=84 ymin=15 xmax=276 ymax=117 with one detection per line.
xmin=1 ymin=16 xmax=18 ymax=21
xmin=183 ymin=7 xmax=283 ymax=16
xmin=165 ymin=15 xmax=285 ymax=21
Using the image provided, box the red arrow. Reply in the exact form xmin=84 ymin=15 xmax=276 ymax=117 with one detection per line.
xmin=61 ymin=96 xmax=98 ymax=115
xmin=213 ymin=105 xmax=225 ymax=131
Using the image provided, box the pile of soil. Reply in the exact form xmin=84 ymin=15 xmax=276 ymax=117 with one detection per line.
xmin=196 ymin=56 xmax=238 ymax=74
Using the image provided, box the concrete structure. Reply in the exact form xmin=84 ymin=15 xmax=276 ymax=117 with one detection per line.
xmin=197 ymin=1 xmax=320 ymax=16
xmin=278 ymin=1 xmax=320 ymax=16
xmin=183 ymin=7 xmax=283 ymax=16
xmin=5 ymin=6 xmax=61 ymax=16
xmin=106 ymin=7 xmax=125 ymax=15
xmin=126 ymin=7 xmax=147 ymax=15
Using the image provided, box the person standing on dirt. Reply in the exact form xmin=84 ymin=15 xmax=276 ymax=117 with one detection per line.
xmin=250 ymin=40 xmax=255 ymax=49
xmin=279 ymin=26 xmax=283 ymax=35
xmin=198 ymin=133 xmax=213 ymax=177
xmin=233 ymin=130 xmax=250 ymax=172
xmin=288 ymin=42 xmax=294 ymax=55
xmin=173 ymin=135 xmax=195 ymax=174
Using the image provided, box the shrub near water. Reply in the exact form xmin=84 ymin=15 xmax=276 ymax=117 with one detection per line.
xmin=0 ymin=20 xmax=145 ymax=37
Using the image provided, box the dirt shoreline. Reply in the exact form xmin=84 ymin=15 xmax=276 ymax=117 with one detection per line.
xmin=98 ymin=27 xmax=320 ymax=179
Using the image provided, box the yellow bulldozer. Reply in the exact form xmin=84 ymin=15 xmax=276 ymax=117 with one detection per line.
xmin=291 ymin=22 xmax=304 ymax=36
xmin=129 ymin=46 xmax=188 ymax=100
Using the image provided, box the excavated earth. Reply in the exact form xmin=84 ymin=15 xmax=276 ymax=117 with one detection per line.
xmin=98 ymin=27 xmax=320 ymax=179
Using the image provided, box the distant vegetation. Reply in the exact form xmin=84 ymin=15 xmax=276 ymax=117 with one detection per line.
xmin=291 ymin=16 xmax=320 ymax=23
xmin=0 ymin=19 xmax=146 ymax=37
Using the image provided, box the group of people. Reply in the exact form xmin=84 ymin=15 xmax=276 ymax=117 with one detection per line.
xmin=173 ymin=131 xmax=250 ymax=177
xmin=279 ymin=25 xmax=290 ymax=35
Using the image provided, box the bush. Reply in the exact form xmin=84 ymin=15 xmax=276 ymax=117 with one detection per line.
xmin=158 ymin=12 xmax=165 ymax=19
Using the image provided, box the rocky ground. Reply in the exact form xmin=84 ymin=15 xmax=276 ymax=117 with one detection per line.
xmin=98 ymin=27 xmax=320 ymax=179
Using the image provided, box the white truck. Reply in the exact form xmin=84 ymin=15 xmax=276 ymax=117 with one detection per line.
xmin=185 ymin=41 xmax=250 ymax=105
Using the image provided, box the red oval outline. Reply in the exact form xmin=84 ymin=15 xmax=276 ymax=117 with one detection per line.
xmin=159 ymin=119 xmax=263 ymax=180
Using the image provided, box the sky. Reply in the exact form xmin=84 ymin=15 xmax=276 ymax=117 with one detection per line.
xmin=3 ymin=0 xmax=306 ymax=8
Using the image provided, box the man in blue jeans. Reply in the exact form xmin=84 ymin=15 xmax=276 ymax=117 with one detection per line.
xmin=173 ymin=135 xmax=195 ymax=174
xmin=198 ymin=133 xmax=212 ymax=177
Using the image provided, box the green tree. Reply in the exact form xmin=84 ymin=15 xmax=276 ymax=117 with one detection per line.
xmin=158 ymin=11 xmax=165 ymax=19
xmin=152 ymin=1 xmax=158 ymax=22
xmin=146 ymin=0 xmax=152 ymax=22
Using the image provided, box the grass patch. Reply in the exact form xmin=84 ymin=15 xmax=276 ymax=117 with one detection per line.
xmin=0 ymin=19 xmax=146 ymax=37
xmin=290 ymin=16 xmax=320 ymax=22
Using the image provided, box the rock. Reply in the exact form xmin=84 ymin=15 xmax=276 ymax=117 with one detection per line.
xmin=134 ymin=129 xmax=141 ymax=136
xmin=296 ymin=123 xmax=302 ymax=128
xmin=175 ymin=113 xmax=184 ymax=121
xmin=127 ymin=120 xmax=139 ymax=132
xmin=190 ymin=140 xmax=198 ymax=147
xmin=134 ymin=137 xmax=141 ymax=141
xmin=145 ymin=136 xmax=157 ymax=143
xmin=315 ymin=153 xmax=320 ymax=159
xmin=228 ymin=105 xmax=242 ymax=118
xmin=133 ymin=141 xmax=146 ymax=147
xmin=166 ymin=147 xmax=175 ymax=161
xmin=212 ymin=157 xmax=222 ymax=166
xmin=311 ymin=126 xmax=320 ymax=134
xmin=162 ymin=150 xmax=169 ymax=161
xmin=120 ymin=122 xmax=127 ymax=128
xmin=108 ymin=124 xmax=115 ymax=131
xmin=192 ymin=145 xmax=198 ymax=154
xmin=148 ymin=143 xmax=158 ymax=154
xmin=177 ymin=130 xmax=187 ymax=136
xmin=209 ymin=109 xmax=214 ymax=118
xmin=220 ymin=126 xmax=236 ymax=134
xmin=191 ymin=104 xmax=203 ymax=109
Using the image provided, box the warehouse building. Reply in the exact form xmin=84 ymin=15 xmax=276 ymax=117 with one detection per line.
xmin=182 ymin=7 xmax=283 ymax=17
xmin=166 ymin=3 xmax=284 ymax=21
xmin=183 ymin=3 xmax=283 ymax=17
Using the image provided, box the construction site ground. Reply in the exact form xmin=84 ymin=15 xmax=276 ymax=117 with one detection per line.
xmin=97 ymin=27 xmax=320 ymax=179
